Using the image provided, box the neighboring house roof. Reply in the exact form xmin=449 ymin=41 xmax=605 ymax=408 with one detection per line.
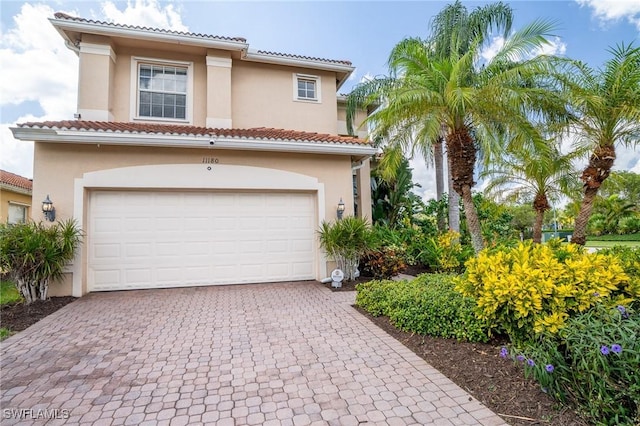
xmin=0 ymin=169 xmax=33 ymax=194
xmin=12 ymin=121 xmax=376 ymax=158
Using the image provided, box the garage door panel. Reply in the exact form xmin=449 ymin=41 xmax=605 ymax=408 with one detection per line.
xmin=292 ymin=262 xmax=313 ymax=277
xmin=89 ymin=191 xmax=316 ymax=291
xmin=93 ymin=243 xmax=120 ymax=259
xmin=125 ymin=243 xmax=151 ymax=257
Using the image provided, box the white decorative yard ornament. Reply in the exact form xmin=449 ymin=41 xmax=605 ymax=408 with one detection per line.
xmin=331 ymin=269 xmax=345 ymax=288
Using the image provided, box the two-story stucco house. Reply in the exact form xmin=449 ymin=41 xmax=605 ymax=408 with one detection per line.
xmin=11 ymin=13 xmax=375 ymax=297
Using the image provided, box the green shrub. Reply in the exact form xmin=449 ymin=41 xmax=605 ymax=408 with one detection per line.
xmin=456 ymin=241 xmax=638 ymax=344
xmin=588 ymin=213 xmax=607 ymax=236
xmin=356 ymin=274 xmax=489 ymax=342
xmin=361 ymin=246 xmax=406 ymax=279
xmin=415 ymin=231 xmax=473 ymax=273
xmin=0 ymin=220 xmax=83 ymax=304
xmin=504 ymin=303 xmax=639 ymax=425
xmin=618 ymin=216 xmax=640 ymax=235
xmin=354 ymin=279 xmax=396 ymax=316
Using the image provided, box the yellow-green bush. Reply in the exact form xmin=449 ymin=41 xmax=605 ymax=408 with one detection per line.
xmin=455 ymin=241 xmax=639 ymax=343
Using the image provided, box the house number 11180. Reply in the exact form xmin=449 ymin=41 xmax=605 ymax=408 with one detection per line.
xmin=202 ymin=157 xmax=219 ymax=164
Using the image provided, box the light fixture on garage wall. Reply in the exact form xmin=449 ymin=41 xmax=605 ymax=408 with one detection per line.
xmin=42 ymin=195 xmax=56 ymax=222
xmin=337 ymin=198 xmax=345 ymax=220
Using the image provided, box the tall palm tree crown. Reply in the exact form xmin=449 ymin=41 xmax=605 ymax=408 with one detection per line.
xmin=347 ymin=1 xmax=566 ymax=253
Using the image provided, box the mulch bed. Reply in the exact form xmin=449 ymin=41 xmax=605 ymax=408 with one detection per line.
xmin=1 ymin=297 xmax=77 ymax=332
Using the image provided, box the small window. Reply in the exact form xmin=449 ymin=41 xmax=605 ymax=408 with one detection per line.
xmin=293 ymin=74 xmax=321 ymax=102
xmin=297 ymin=79 xmax=316 ymax=100
xmin=8 ymin=203 xmax=27 ymax=224
xmin=138 ymin=64 xmax=188 ymax=119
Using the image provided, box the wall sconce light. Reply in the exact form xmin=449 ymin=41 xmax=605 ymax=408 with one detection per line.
xmin=337 ymin=198 xmax=345 ymax=220
xmin=42 ymin=195 xmax=56 ymax=222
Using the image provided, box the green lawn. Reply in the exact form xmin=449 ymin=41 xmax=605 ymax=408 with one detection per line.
xmin=0 ymin=280 xmax=21 ymax=306
xmin=585 ymin=240 xmax=640 ymax=248
xmin=1 ymin=280 xmax=22 ymax=341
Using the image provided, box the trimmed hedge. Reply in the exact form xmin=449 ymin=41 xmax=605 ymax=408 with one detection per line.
xmin=355 ymin=274 xmax=489 ymax=342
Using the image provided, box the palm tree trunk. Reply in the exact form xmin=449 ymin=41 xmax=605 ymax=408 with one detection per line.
xmin=572 ymin=187 xmax=598 ymax=245
xmin=460 ymin=184 xmax=484 ymax=253
xmin=532 ymin=193 xmax=550 ymax=244
xmin=445 ymin=151 xmax=460 ymax=232
xmin=434 ymin=138 xmax=446 ymax=231
xmin=533 ymin=209 xmax=544 ymax=243
xmin=573 ymin=143 xmax=616 ymax=245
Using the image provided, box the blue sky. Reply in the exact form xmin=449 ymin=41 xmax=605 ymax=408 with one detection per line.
xmin=1 ymin=0 xmax=639 ymax=200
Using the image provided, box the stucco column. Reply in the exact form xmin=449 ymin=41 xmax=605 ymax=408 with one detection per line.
xmin=206 ymin=52 xmax=232 ymax=128
xmin=356 ymin=158 xmax=372 ymax=222
xmin=78 ymin=39 xmax=116 ymax=121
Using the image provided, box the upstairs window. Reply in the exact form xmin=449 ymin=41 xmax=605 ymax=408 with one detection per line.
xmin=293 ymin=74 xmax=321 ymax=102
xmin=132 ymin=57 xmax=193 ymax=123
xmin=139 ymin=64 xmax=187 ymax=119
xmin=297 ymin=78 xmax=316 ymax=100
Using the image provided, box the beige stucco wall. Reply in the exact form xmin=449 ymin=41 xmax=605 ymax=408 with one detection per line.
xmin=108 ymin=46 xmax=208 ymax=126
xmin=232 ymin=62 xmax=337 ymax=133
xmin=337 ymin=103 xmax=369 ymax=138
xmin=76 ymin=39 xmax=342 ymax=134
xmin=33 ymin=141 xmax=360 ymax=295
xmin=0 ymin=188 xmax=31 ymax=223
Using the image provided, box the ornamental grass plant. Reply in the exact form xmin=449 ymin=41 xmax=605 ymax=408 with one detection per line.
xmin=0 ymin=220 xmax=82 ymax=304
xmin=318 ymin=216 xmax=371 ymax=281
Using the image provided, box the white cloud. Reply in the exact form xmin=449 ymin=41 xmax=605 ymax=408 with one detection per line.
xmin=99 ymin=0 xmax=187 ymax=31
xmin=531 ymin=36 xmax=567 ymax=57
xmin=0 ymin=1 xmax=190 ymax=178
xmin=480 ymin=36 xmax=505 ymax=62
xmin=409 ymin=156 xmax=437 ymax=202
xmin=0 ymin=3 xmax=78 ymax=179
xmin=576 ymin=0 xmax=640 ymax=31
xmin=360 ymin=73 xmax=374 ymax=83
xmin=480 ymin=35 xmax=567 ymax=63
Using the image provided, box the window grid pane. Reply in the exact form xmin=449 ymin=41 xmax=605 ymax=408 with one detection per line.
xmin=138 ymin=63 xmax=188 ymax=119
xmin=297 ymin=79 xmax=316 ymax=100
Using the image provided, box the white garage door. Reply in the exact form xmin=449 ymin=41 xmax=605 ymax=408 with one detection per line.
xmin=88 ymin=190 xmax=316 ymax=291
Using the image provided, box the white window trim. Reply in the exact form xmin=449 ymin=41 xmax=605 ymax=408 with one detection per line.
xmin=292 ymin=73 xmax=321 ymax=103
xmin=130 ymin=56 xmax=194 ymax=124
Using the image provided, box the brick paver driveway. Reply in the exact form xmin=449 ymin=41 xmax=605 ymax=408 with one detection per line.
xmin=1 ymin=282 xmax=507 ymax=425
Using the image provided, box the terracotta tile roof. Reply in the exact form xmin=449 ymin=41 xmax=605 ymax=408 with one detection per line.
xmin=0 ymin=170 xmax=33 ymax=191
xmin=256 ymin=50 xmax=352 ymax=66
xmin=17 ymin=121 xmax=370 ymax=146
xmin=53 ymin=12 xmax=247 ymax=43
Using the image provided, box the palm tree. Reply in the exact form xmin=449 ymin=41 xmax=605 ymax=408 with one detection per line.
xmin=347 ymin=18 xmax=565 ymax=253
xmin=482 ymin=142 xmax=578 ymax=243
xmin=350 ymin=1 xmax=515 ymax=237
xmin=562 ymin=43 xmax=640 ymax=245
